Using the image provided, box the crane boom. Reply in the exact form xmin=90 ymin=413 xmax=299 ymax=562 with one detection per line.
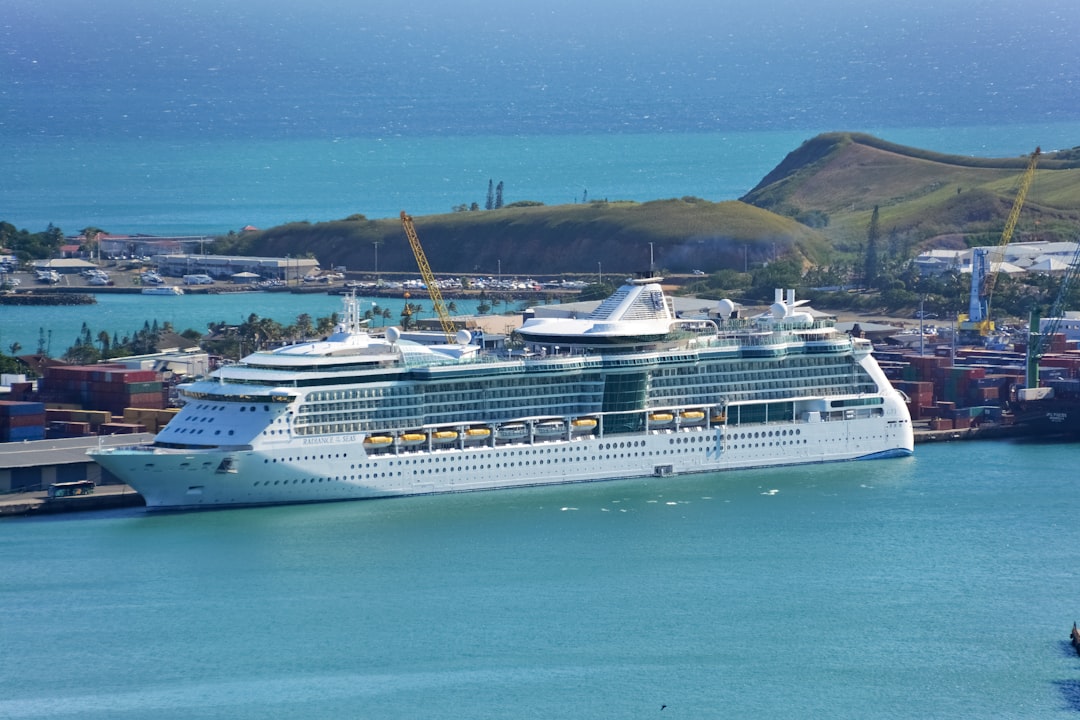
xmin=400 ymin=211 xmax=457 ymax=343
xmin=970 ymin=147 xmax=1041 ymax=335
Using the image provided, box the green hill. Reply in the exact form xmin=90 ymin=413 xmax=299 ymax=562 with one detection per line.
xmin=742 ymin=132 xmax=1080 ymax=255
xmin=215 ymin=199 xmax=832 ymax=277
xmin=214 ymin=132 xmax=1080 ymax=277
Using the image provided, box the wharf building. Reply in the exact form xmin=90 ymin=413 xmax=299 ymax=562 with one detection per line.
xmin=151 ymin=254 xmax=320 ymax=282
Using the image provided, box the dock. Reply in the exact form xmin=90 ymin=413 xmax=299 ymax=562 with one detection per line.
xmin=0 ymin=483 xmax=144 ymax=517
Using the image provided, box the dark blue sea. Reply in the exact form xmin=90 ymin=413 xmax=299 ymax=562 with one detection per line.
xmin=4 ymin=1 xmax=1080 ymax=716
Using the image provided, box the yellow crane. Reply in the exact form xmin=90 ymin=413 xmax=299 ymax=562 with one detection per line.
xmin=400 ymin=211 xmax=458 ymax=343
xmin=961 ymin=146 xmax=1041 ymax=336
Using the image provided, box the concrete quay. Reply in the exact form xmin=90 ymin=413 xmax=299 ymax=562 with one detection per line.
xmin=0 ymin=483 xmax=144 ymax=517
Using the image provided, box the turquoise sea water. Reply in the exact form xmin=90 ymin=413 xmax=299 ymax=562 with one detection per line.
xmin=3 ymin=440 xmax=1080 ymax=719
xmin=5 ymin=123 xmax=1080 ymax=236
xmin=0 ymin=293 xmax=511 ymax=360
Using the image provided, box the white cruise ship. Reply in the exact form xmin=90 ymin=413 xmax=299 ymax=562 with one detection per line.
xmin=90 ymin=278 xmax=913 ymax=510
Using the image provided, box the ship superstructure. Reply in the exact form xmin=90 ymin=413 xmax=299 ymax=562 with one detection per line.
xmin=90 ymin=279 xmax=913 ymax=509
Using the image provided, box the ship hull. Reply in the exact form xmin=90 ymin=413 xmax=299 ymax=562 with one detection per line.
xmin=1011 ymin=397 xmax=1080 ymax=439
xmin=92 ymin=411 xmax=913 ymax=510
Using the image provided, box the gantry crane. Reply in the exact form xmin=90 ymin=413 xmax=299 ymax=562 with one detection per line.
xmin=1024 ymin=240 xmax=1080 ymax=391
xmin=400 ymin=211 xmax=458 ymax=343
xmin=961 ymin=147 xmax=1041 ymax=337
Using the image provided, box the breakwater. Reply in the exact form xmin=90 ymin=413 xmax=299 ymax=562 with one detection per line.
xmin=0 ymin=293 xmax=95 ymax=306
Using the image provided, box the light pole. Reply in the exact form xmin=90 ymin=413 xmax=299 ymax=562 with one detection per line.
xmin=597 ymin=261 xmax=602 ymax=285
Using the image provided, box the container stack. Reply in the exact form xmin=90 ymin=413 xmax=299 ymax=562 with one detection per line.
xmin=0 ymin=400 xmax=46 ymax=442
xmin=893 ymin=380 xmax=934 ymax=421
xmin=99 ymin=422 xmax=147 ymax=435
xmin=41 ymin=365 xmax=165 ymax=415
xmin=122 ymin=407 xmax=180 ymax=433
xmin=45 ymin=408 xmax=113 ymax=432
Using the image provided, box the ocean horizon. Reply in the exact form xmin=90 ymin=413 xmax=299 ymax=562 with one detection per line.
xmin=5 ymin=122 xmax=1080 ymax=238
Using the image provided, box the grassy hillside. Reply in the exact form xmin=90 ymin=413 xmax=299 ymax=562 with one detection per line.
xmin=742 ymin=132 xmax=1080 ymax=255
xmin=212 ymin=132 xmax=1080 ymax=279
xmin=215 ymin=198 xmax=832 ymax=277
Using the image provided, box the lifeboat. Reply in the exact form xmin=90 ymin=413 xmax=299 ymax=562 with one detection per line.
xmin=710 ymin=413 xmax=727 ymax=424
xmin=363 ymin=435 xmax=393 ymax=448
xmin=496 ymin=423 xmax=528 ymax=441
xmin=679 ymin=410 xmax=706 ymax=425
xmin=648 ymin=412 xmax=675 ymax=427
xmin=571 ymin=417 xmax=598 ymax=432
xmin=398 ymin=432 xmax=427 ymax=447
xmin=464 ymin=428 xmax=492 ymax=442
xmin=431 ymin=430 xmax=459 ymax=443
xmin=533 ymin=420 xmax=566 ymax=436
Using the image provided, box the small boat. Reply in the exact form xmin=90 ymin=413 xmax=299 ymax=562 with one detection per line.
xmin=648 ymin=412 xmax=675 ymax=427
xmin=679 ymin=410 xmax=706 ymax=425
xmin=363 ymin=435 xmax=393 ymax=448
xmin=495 ymin=423 xmax=528 ymax=440
xmin=710 ymin=413 xmax=727 ymax=424
xmin=398 ymin=433 xmax=427 ymax=447
xmin=534 ymin=420 xmax=566 ymax=436
xmin=431 ymin=430 xmax=459 ymax=443
xmin=571 ymin=418 xmax=598 ymax=432
xmin=1071 ymin=622 xmax=1080 ymax=656
xmin=142 ymin=286 xmax=185 ymax=296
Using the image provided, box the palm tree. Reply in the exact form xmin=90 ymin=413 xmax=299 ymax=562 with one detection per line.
xmin=295 ymin=313 xmax=314 ymax=340
xmin=315 ymin=313 xmax=338 ymax=337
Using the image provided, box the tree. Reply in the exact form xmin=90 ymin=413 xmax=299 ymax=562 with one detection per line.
xmin=495 ymin=181 xmax=504 ymax=209
xmin=63 ymin=322 xmax=100 ymax=364
xmin=295 ymin=313 xmax=314 ymax=340
xmin=315 ymin=313 xmax=339 ymax=337
xmin=749 ymin=257 xmax=803 ymax=301
xmin=864 ymin=205 xmax=881 ymax=290
xmin=8 ymin=342 xmax=21 ymax=356
xmin=80 ymin=227 xmax=106 ymax=262
xmin=485 ymin=179 xmax=494 ymax=210
xmin=401 ymin=303 xmax=422 ymax=330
